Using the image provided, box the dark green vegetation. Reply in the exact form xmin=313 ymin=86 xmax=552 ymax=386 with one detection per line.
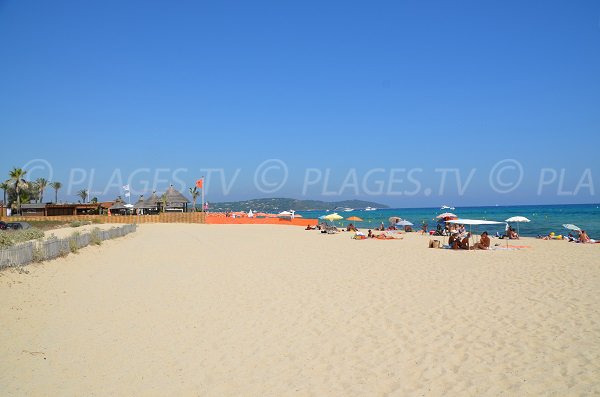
xmin=209 ymin=198 xmax=389 ymax=212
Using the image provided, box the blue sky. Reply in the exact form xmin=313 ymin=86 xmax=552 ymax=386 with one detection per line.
xmin=1 ymin=0 xmax=599 ymax=206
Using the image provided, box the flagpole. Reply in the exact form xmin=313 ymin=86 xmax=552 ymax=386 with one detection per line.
xmin=201 ymin=176 xmax=205 ymax=213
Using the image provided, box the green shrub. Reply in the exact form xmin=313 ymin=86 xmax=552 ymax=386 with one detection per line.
xmin=32 ymin=245 xmax=44 ymax=262
xmin=69 ymin=231 xmax=80 ymax=253
xmin=0 ymin=228 xmax=45 ymax=248
xmin=70 ymin=220 xmax=91 ymax=228
xmin=11 ymin=228 xmax=45 ymax=244
xmin=69 ymin=239 xmax=79 ymax=253
xmin=0 ymin=233 xmax=14 ymax=248
xmin=90 ymin=228 xmax=102 ymax=246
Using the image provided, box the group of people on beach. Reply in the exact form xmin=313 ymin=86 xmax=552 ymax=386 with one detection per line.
xmin=537 ymin=229 xmax=595 ymax=243
xmin=447 ymin=231 xmax=491 ymax=250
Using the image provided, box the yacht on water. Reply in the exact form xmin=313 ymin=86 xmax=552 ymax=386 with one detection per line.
xmin=440 ymin=205 xmax=455 ymax=210
xmin=364 ymin=207 xmax=377 ymax=211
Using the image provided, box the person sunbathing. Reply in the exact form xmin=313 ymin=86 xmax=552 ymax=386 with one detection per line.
xmin=471 ymin=231 xmax=491 ymax=250
xmin=368 ymin=229 xmax=373 ymax=238
xmin=305 ymin=225 xmax=315 ymax=230
xmin=508 ymin=228 xmax=519 ymax=239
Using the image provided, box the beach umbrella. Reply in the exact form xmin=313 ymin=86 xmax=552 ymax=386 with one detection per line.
xmin=347 ymin=216 xmax=363 ymax=222
xmin=389 ymin=216 xmax=402 ymax=224
xmin=562 ymin=224 xmax=581 ymax=232
xmin=436 ymin=212 xmax=457 ymax=219
xmin=322 ymin=213 xmax=343 ymax=226
xmin=323 ymin=213 xmax=343 ymax=221
xmin=505 ymin=216 xmax=530 ymax=236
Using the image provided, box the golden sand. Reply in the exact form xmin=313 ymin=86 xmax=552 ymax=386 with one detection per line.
xmin=1 ymin=224 xmax=599 ymax=396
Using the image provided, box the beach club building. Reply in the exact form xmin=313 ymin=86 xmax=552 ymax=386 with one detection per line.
xmin=109 ymin=185 xmax=190 ymax=215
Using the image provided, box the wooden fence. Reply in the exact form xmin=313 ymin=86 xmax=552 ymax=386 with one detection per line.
xmin=0 ymin=224 xmax=138 ymax=269
xmin=0 ymin=212 xmax=206 ymax=224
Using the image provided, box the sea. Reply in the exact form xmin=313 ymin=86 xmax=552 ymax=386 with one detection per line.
xmin=296 ymin=204 xmax=600 ymax=238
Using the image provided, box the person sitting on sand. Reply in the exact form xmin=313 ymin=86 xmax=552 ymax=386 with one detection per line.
xmin=471 ymin=231 xmax=491 ymax=250
xmin=347 ymin=223 xmax=358 ymax=232
xmin=368 ymin=229 xmax=373 ymax=238
xmin=450 ymin=233 xmax=470 ymax=250
xmin=579 ymin=230 xmax=591 ymax=243
xmin=508 ymin=227 xmax=519 ymax=239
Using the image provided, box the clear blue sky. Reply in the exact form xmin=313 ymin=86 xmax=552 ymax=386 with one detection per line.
xmin=1 ymin=0 xmax=599 ymax=206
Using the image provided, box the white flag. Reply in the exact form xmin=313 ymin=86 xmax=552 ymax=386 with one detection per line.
xmin=122 ymin=184 xmax=130 ymax=191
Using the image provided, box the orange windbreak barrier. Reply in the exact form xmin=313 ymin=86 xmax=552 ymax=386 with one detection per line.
xmin=205 ymin=214 xmax=317 ymax=226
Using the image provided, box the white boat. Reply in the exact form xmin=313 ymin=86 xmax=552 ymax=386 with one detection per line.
xmin=364 ymin=207 xmax=377 ymax=211
xmin=440 ymin=205 xmax=455 ymax=210
xmin=343 ymin=208 xmax=353 ymax=212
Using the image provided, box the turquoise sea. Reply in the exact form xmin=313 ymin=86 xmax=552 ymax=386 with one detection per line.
xmin=297 ymin=204 xmax=600 ymax=238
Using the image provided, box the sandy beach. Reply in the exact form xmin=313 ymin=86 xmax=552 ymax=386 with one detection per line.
xmin=1 ymin=224 xmax=599 ymax=396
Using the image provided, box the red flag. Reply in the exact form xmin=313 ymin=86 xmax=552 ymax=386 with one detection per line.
xmin=196 ymin=179 xmax=203 ymax=189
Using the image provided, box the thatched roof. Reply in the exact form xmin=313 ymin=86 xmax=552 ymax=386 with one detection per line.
xmin=142 ymin=191 xmax=161 ymax=207
xmin=110 ymin=202 xmax=127 ymax=210
xmin=164 ymin=185 xmax=189 ymax=204
xmin=133 ymin=195 xmax=146 ymax=209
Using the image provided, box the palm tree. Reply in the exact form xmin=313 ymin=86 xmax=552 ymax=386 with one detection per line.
xmin=28 ymin=181 xmax=40 ymax=203
xmin=8 ymin=167 xmax=28 ymax=214
xmin=49 ymin=181 xmax=62 ymax=203
xmin=0 ymin=181 xmax=9 ymax=205
xmin=36 ymin=178 xmax=48 ymax=203
xmin=77 ymin=189 xmax=88 ymax=203
xmin=189 ymin=187 xmax=200 ymax=212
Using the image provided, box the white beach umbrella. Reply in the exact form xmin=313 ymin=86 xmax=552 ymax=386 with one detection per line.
xmin=562 ymin=224 xmax=581 ymax=232
xmin=505 ymin=216 xmax=530 ymax=223
xmin=505 ymin=216 xmax=531 ymax=236
xmin=396 ymin=220 xmax=413 ymax=227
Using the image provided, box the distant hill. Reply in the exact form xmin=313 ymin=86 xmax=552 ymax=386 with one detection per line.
xmin=208 ymin=198 xmax=389 ymax=212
